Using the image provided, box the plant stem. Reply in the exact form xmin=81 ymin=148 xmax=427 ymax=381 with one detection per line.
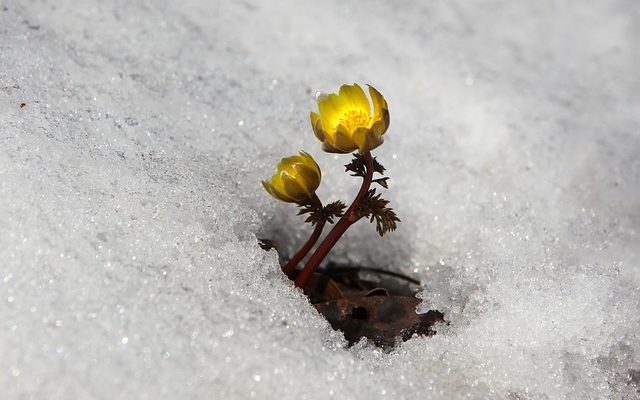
xmin=295 ymin=152 xmax=374 ymax=288
xmin=282 ymin=194 xmax=325 ymax=276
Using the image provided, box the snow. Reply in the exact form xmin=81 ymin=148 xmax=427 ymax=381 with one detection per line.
xmin=1 ymin=0 xmax=639 ymax=399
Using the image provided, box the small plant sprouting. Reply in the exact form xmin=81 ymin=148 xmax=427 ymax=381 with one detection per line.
xmin=261 ymin=83 xmax=400 ymax=289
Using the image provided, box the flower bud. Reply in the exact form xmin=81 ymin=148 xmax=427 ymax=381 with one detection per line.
xmin=262 ymin=151 xmax=321 ymax=203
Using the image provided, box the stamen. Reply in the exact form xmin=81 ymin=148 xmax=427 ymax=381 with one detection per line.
xmin=339 ymin=110 xmax=370 ymax=131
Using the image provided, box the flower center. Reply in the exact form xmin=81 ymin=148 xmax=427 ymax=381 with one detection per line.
xmin=339 ymin=110 xmax=370 ymax=131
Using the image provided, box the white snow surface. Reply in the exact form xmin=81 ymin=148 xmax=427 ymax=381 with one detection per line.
xmin=1 ymin=1 xmax=640 ymax=399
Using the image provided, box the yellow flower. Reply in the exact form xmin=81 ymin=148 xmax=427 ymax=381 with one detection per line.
xmin=262 ymin=151 xmax=321 ymax=203
xmin=310 ymin=83 xmax=390 ymax=153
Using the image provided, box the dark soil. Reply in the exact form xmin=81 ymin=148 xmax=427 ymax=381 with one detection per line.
xmin=298 ymin=262 xmax=445 ymax=349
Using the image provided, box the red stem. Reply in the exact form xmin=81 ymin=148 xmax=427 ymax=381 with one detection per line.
xmin=282 ymin=194 xmax=324 ymax=275
xmin=295 ymin=152 xmax=374 ymax=288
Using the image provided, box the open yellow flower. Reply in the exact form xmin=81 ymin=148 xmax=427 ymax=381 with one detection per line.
xmin=310 ymin=83 xmax=390 ymax=153
xmin=262 ymin=151 xmax=321 ymax=203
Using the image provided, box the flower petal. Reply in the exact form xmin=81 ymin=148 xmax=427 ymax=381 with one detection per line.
xmin=310 ymin=112 xmax=325 ymax=141
xmin=370 ymin=119 xmax=387 ymax=136
xmin=262 ymin=180 xmax=276 ymax=198
xmin=321 ymin=141 xmax=348 ymax=153
xmin=294 ymin=165 xmax=319 ymax=194
xmin=263 ymin=152 xmax=322 ymax=203
xmin=334 ymin=124 xmax=358 ymax=152
xmin=277 ymin=155 xmax=302 ymax=174
xmin=291 ymin=158 xmax=321 ymax=194
xmin=368 ymin=85 xmax=390 ymax=131
xmin=299 ymin=151 xmax=321 ymax=181
xmin=351 ymin=127 xmax=369 ymax=150
xmin=280 ymin=171 xmax=308 ymax=201
xmin=318 ymin=93 xmax=347 ymax=132
xmin=339 ymin=83 xmax=370 ymax=116
xmin=276 ymin=155 xmax=316 ymax=195
xmin=269 ymin=174 xmax=295 ymax=202
xmin=362 ymin=130 xmax=384 ymax=153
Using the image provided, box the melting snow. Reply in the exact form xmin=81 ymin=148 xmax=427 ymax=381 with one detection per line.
xmin=1 ymin=1 xmax=639 ymax=399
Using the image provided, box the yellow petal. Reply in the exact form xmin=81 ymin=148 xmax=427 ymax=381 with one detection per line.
xmin=351 ymin=127 xmax=369 ymax=150
xmin=318 ymin=93 xmax=347 ymax=132
xmin=292 ymin=153 xmax=321 ymax=193
xmin=362 ymin=130 xmax=384 ymax=153
xmin=277 ymin=155 xmax=299 ymax=174
xmin=270 ymin=173 xmax=286 ymax=193
xmin=280 ymin=171 xmax=307 ymax=201
xmin=294 ymin=164 xmax=319 ymax=194
xmin=278 ymin=161 xmax=298 ymax=179
xmin=368 ymin=85 xmax=390 ymax=130
xmin=299 ymin=151 xmax=321 ymax=181
xmin=271 ymin=174 xmax=295 ymax=202
xmin=310 ymin=112 xmax=325 ymax=141
xmin=262 ymin=180 xmax=276 ymax=198
xmin=263 ymin=151 xmax=323 ymax=203
xmin=321 ymin=141 xmax=348 ymax=153
xmin=334 ymin=124 xmax=358 ymax=152
xmin=369 ymin=119 xmax=387 ymax=136
xmin=276 ymin=155 xmax=317 ymax=195
xmin=339 ymin=83 xmax=370 ymax=116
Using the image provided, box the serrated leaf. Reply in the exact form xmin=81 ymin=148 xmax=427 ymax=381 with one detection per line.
xmin=297 ymin=200 xmax=346 ymax=225
xmin=344 ymin=154 xmax=367 ymax=177
xmin=345 ymin=153 xmax=387 ymax=178
xmin=297 ymin=203 xmax=324 ymax=225
xmin=323 ymin=200 xmax=347 ymax=224
xmin=372 ymin=158 xmax=386 ymax=175
xmin=358 ymin=189 xmax=401 ymax=236
xmin=372 ymin=177 xmax=389 ymax=189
